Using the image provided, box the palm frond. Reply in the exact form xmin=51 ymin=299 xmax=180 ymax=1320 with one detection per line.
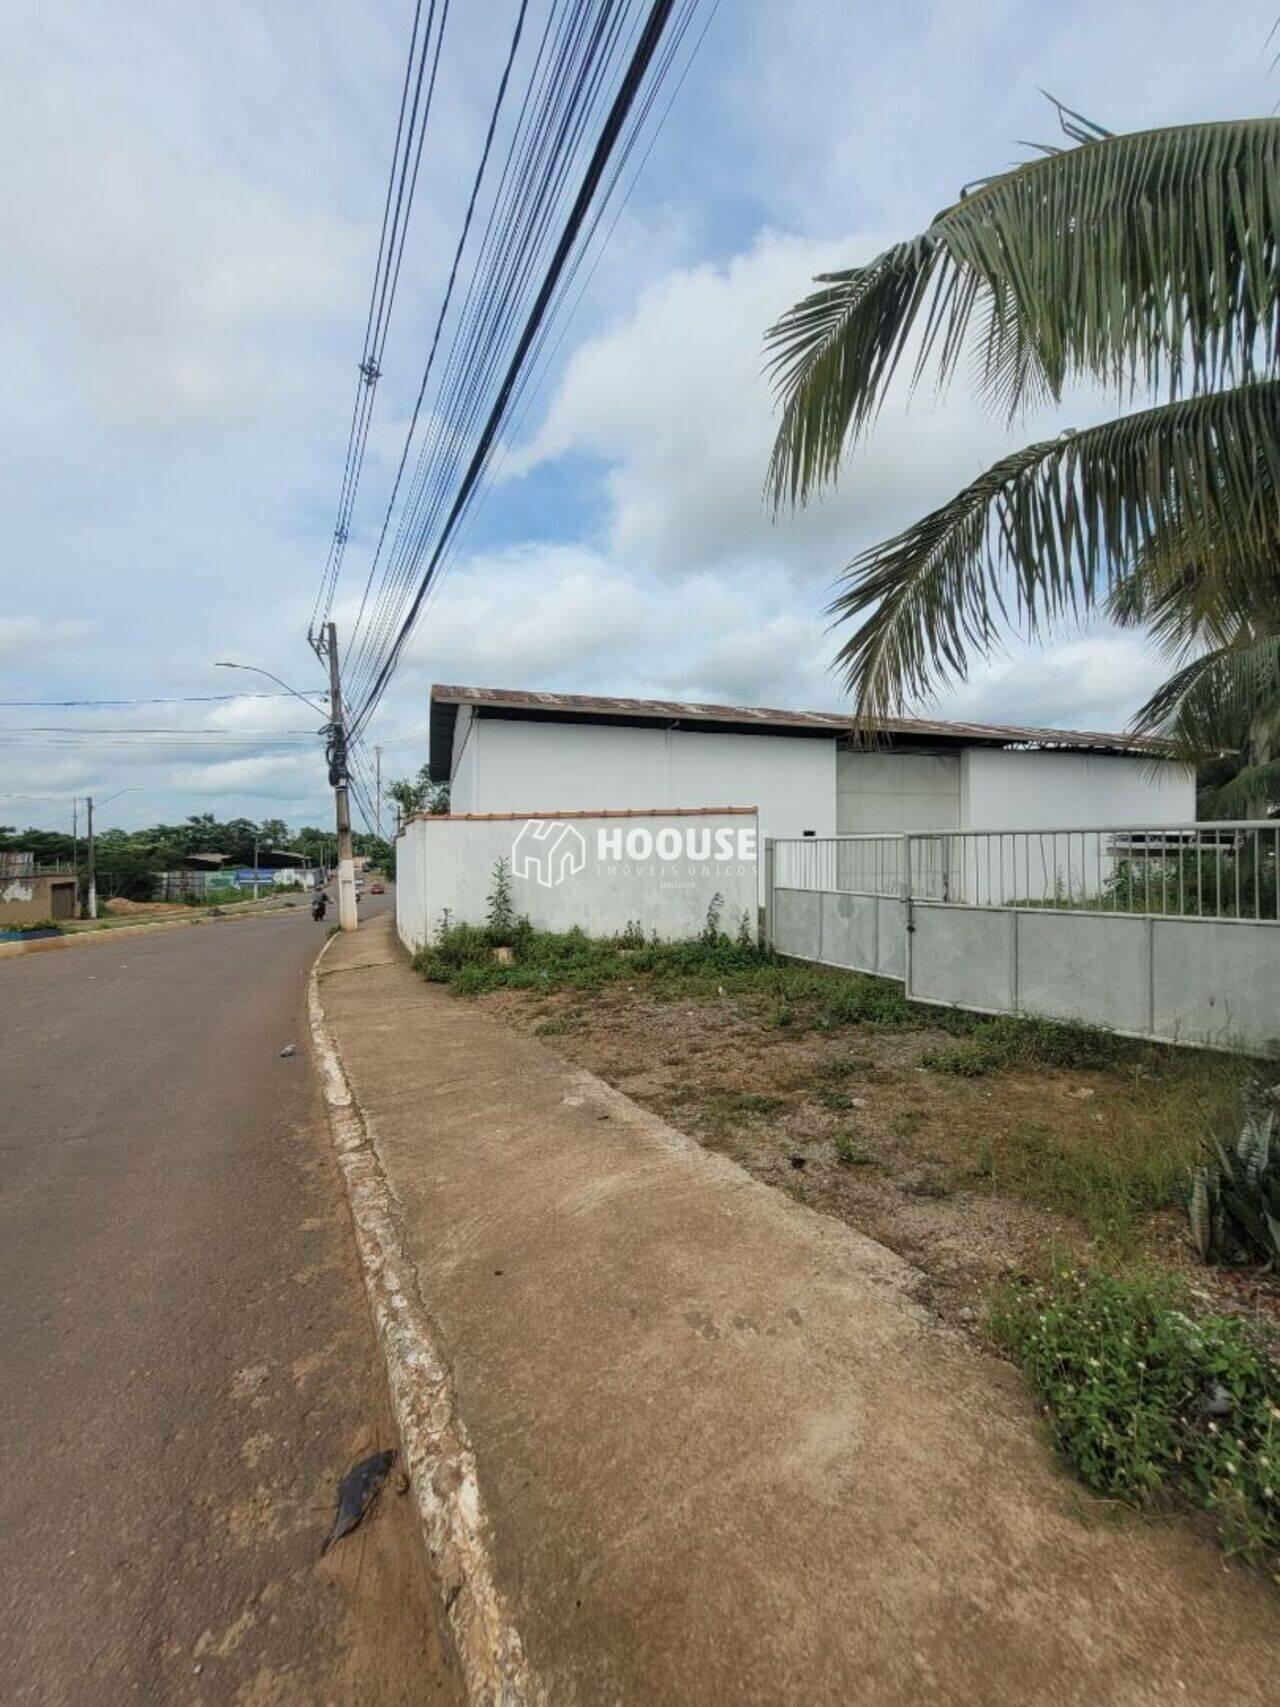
xmin=1131 ymin=629 xmax=1280 ymax=752
xmin=768 ymin=116 xmax=1280 ymax=508
xmin=1108 ymin=550 xmax=1280 ymax=660
xmin=1202 ymin=758 xmax=1280 ymax=816
xmin=829 ymin=380 xmax=1280 ymax=716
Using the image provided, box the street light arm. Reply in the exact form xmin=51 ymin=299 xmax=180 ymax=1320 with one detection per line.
xmin=96 ymin=787 xmax=139 ymax=809
xmin=214 ymin=661 xmax=331 ymax=719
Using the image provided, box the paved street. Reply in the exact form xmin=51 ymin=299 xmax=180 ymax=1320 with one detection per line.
xmin=0 ymin=899 xmax=456 ymax=1704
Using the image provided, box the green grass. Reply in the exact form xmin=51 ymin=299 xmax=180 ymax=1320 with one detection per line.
xmin=921 ymin=1013 xmax=1130 ymax=1077
xmin=834 ymin=1131 xmax=876 ymax=1166
xmin=727 ymin=1091 xmax=789 ymax=1116
xmin=816 ymin=1088 xmax=856 ymax=1110
xmin=991 ymin=1267 xmax=1280 ymax=1570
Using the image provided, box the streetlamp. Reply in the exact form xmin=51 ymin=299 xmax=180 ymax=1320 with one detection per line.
xmin=213 ymin=655 xmax=356 ymax=932
xmin=213 ymin=661 xmax=330 ymax=717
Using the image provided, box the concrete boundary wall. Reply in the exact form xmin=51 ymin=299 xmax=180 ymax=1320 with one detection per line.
xmin=397 ymin=808 xmax=759 ymax=952
xmin=769 ymin=887 xmax=1280 ymax=1057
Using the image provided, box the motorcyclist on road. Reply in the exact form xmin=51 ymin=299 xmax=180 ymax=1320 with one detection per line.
xmin=312 ymin=891 xmax=329 ymax=922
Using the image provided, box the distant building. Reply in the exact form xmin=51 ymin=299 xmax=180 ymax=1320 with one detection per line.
xmin=0 ymin=851 xmax=77 ymax=926
xmin=155 ymin=849 xmax=320 ymax=902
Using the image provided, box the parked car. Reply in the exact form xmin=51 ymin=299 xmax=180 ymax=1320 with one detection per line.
xmin=369 ymin=881 xmax=385 ymax=895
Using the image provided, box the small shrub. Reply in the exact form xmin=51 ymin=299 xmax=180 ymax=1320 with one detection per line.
xmin=533 ymin=1017 xmax=571 ymax=1037
xmin=991 ymin=1268 xmax=1279 ymax=1567
xmin=486 ymin=858 xmax=517 ymax=947
xmin=616 ymin=919 xmax=645 ymax=950
xmin=735 ymin=910 xmax=753 ymax=949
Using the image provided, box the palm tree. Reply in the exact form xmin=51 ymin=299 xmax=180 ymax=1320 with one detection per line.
xmin=767 ymin=101 xmax=1280 ymax=811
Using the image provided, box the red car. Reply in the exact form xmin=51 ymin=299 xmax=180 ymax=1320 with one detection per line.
xmin=369 ymin=881 xmax=386 ymax=895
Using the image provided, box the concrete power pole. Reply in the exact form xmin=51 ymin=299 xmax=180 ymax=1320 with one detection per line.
xmin=324 ymin=621 xmax=359 ymax=933
xmin=374 ymin=745 xmax=383 ymax=840
xmin=85 ymin=795 xmax=97 ymax=921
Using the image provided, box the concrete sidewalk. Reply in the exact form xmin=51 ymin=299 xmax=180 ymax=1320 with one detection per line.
xmin=317 ymin=916 xmax=1279 ymax=1706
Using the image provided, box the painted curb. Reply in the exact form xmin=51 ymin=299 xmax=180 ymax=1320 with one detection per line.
xmin=307 ymin=935 xmax=538 ymax=1707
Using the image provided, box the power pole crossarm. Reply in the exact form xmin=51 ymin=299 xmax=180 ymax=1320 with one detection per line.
xmin=325 ymin=622 xmax=359 ymax=933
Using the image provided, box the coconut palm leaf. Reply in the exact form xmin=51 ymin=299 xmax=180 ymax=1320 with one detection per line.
xmin=1131 ymin=630 xmax=1280 ymax=745
xmin=828 ymin=380 xmax=1280 ymax=716
xmin=767 ymin=116 xmax=1280 ymax=509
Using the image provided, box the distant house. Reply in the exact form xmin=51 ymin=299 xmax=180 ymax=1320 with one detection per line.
xmin=425 ymin=684 xmax=1194 ymax=897
xmin=0 ymin=851 xmax=77 ymax=926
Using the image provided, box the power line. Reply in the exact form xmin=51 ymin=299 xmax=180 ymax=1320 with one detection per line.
xmin=347 ymin=0 xmax=532 ymax=661
xmin=2 ymin=727 xmax=320 ymax=737
xmin=309 ymin=0 xmax=452 ymax=640
xmin=408 ymin=0 xmax=714 ymax=640
xmin=0 ymin=692 xmax=316 ymax=708
xmin=349 ymin=0 xmax=690 ymax=736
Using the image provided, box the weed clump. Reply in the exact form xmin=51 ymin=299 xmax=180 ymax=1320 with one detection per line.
xmin=922 ymin=1013 xmax=1130 ymax=1076
xmin=991 ymin=1268 xmax=1280 ymax=1569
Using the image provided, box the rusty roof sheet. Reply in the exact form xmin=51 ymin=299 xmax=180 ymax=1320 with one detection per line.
xmin=429 ymin=683 xmax=1172 ymax=770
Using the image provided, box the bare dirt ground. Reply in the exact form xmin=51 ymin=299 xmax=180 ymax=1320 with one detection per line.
xmin=484 ymin=980 xmax=1280 ymax=1339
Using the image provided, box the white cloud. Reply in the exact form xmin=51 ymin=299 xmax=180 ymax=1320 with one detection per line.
xmin=0 ymin=615 xmax=98 ymax=661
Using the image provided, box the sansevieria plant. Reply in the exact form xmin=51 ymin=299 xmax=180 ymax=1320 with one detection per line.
xmin=1189 ymin=1109 xmax=1279 ymax=1266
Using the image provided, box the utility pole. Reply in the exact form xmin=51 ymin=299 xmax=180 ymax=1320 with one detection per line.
xmin=324 ymin=621 xmax=358 ymax=932
xmin=252 ymin=832 xmax=260 ymax=899
xmin=71 ymin=797 xmax=79 ymax=910
xmin=85 ymin=795 xmax=97 ymax=921
xmin=374 ymin=745 xmax=383 ymax=840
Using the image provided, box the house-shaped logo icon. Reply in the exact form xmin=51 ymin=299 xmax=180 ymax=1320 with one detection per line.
xmin=511 ymin=819 xmax=589 ymax=888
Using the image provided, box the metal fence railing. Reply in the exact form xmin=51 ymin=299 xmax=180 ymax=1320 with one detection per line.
xmin=769 ymin=822 xmax=1280 ymax=923
xmin=771 ymin=834 xmax=906 ymax=897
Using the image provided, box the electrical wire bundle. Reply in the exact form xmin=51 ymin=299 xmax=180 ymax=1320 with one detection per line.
xmin=309 ymin=0 xmax=713 ymax=744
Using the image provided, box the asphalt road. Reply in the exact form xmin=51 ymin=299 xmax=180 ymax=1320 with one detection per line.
xmin=0 ymin=897 xmax=457 ymax=1705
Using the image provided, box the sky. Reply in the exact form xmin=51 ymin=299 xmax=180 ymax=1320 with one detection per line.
xmin=2 ymin=0 xmax=1275 ymax=836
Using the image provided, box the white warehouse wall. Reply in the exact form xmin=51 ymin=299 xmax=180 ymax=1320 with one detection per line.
xmin=396 ymin=809 xmax=759 ymax=950
xmin=460 ymin=717 xmax=836 ymax=890
xmin=837 ymin=752 xmax=961 ymax=832
xmin=959 ymin=749 xmax=1194 ymax=829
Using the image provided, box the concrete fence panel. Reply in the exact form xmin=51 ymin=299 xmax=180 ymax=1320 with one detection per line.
xmin=396 ymin=809 xmax=759 ymax=953
xmin=1014 ymin=911 xmax=1153 ymax=1034
xmin=766 ymin=825 xmax=1279 ymax=1057
xmin=876 ymin=898 xmax=907 ymax=980
xmin=1151 ymin=919 xmax=1280 ymax=1056
xmin=905 ymin=906 xmax=1017 ymax=1014
xmin=772 ymin=889 xmax=821 ymax=963
xmin=819 ymin=891 xmax=879 ymax=973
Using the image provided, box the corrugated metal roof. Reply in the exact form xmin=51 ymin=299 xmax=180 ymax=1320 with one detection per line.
xmin=428 ymin=683 xmax=1172 ymax=779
